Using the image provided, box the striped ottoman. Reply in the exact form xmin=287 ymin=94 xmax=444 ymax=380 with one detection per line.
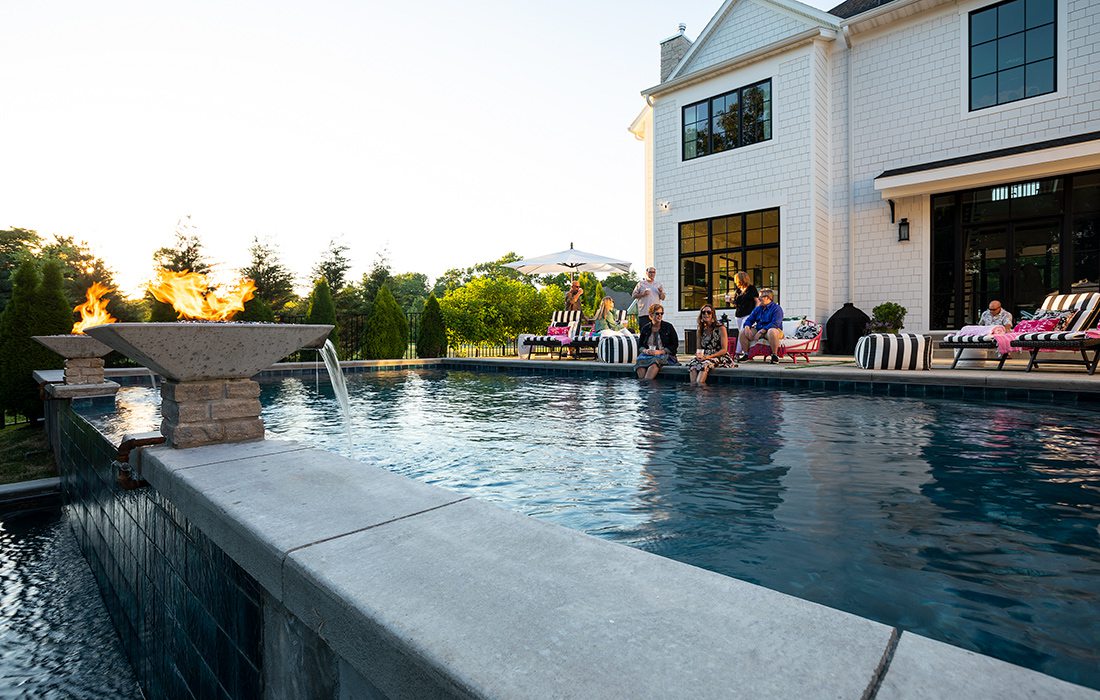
xmin=855 ymin=333 xmax=932 ymax=370
xmin=597 ymin=334 xmax=639 ymax=364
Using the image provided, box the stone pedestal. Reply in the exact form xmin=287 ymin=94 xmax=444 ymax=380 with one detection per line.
xmin=64 ymin=357 xmax=105 ymax=385
xmin=161 ymin=378 xmax=264 ymax=449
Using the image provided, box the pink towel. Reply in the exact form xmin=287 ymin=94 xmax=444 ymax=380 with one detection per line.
xmin=957 ymin=325 xmax=1016 ymax=355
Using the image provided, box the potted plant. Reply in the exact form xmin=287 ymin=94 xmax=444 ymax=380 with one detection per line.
xmin=866 ymin=302 xmax=907 ymax=334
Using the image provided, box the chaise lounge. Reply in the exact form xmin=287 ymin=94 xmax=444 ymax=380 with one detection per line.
xmin=940 ymin=292 xmax=1100 ymax=370
xmin=522 ymin=310 xmax=583 ymax=359
xmin=1010 ymin=292 xmax=1100 ymax=374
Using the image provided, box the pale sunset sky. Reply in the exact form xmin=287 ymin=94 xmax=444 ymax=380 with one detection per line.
xmin=0 ymin=0 xmax=839 ymax=297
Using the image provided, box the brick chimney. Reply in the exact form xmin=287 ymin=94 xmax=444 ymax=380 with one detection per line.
xmin=660 ymin=24 xmax=692 ymax=83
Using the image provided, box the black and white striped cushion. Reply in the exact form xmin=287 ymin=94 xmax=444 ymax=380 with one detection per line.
xmin=1034 ymin=292 xmax=1100 ymax=332
xmin=597 ymin=334 xmax=638 ymax=364
xmin=1013 ymin=330 xmax=1091 ymax=342
xmin=855 ymin=333 xmax=932 ymax=370
xmin=941 ymin=333 xmax=995 ymax=344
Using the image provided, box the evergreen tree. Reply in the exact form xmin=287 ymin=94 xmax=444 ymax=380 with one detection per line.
xmin=363 ymin=285 xmax=408 ymax=360
xmin=312 ymin=240 xmax=352 ymax=292
xmin=241 ymin=236 xmax=296 ymax=310
xmin=577 ymin=272 xmax=600 ymax=315
xmin=306 ymin=278 xmax=338 ymax=343
xmin=153 ymin=215 xmax=211 ymax=273
xmin=0 ymin=260 xmax=59 ymax=419
xmin=38 ymin=260 xmax=75 ymax=334
xmin=1 ymin=228 xmax=43 ymax=314
xmin=416 ymin=294 xmax=447 ymax=358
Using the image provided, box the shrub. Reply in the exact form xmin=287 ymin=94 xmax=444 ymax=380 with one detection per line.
xmin=416 ymin=294 xmax=448 ymax=358
xmin=440 ymin=276 xmax=550 ymax=346
xmin=237 ymin=297 xmax=275 ymax=322
xmin=306 ymin=278 xmax=338 ymax=343
xmin=363 ymin=285 xmax=408 ymax=359
xmin=868 ymin=301 xmax=907 ymax=333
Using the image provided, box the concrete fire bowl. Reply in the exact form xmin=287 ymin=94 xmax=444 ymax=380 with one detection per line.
xmin=83 ymin=322 xmax=334 ymax=382
xmin=33 ymin=334 xmax=113 ymax=358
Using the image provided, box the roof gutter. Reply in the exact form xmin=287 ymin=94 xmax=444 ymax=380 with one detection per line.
xmin=839 ymin=0 xmax=952 ymax=34
xmin=642 ymin=27 xmax=837 ymax=99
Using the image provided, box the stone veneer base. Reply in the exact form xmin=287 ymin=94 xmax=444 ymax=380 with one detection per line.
xmin=160 ymin=378 xmax=264 ymax=448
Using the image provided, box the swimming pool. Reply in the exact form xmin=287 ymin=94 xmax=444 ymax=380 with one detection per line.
xmin=89 ymin=370 xmax=1100 ymax=689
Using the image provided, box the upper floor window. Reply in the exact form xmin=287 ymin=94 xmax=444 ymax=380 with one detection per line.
xmin=969 ymin=0 xmax=1055 ymax=111
xmin=682 ymin=79 xmax=771 ymax=161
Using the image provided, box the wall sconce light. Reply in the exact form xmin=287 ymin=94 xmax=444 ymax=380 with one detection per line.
xmin=658 ymin=201 xmax=671 ymax=212
xmin=898 ymin=218 xmax=910 ymax=242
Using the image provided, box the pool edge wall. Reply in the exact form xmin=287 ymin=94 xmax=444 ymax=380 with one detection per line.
xmin=43 ymin=377 xmax=1100 ymax=700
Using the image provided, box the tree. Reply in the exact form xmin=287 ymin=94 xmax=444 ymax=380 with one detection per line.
xmin=602 ymin=271 xmax=639 ymax=293
xmin=416 ymin=294 xmax=447 ymax=358
xmin=431 ymin=252 xmax=532 ymax=297
xmin=40 ymin=235 xmax=116 ymax=308
xmin=151 ymin=215 xmax=211 ymax=320
xmin=363 ymin=285 xmax=408 ymax=360
xmin=241 ymin=236 xmax=296 ymax=311
xmin=38 ymin=260 xmax=74 ymax=334
xmin=312 ymin=239 xmax=352 ymax=292
xmin=0 ymin=228 xmax=42 ymax=315
xmin=306 ymin=278 xmax=337 ymax=343
xmin=439 ymin=277 xmax=555 ymax=346
xmin=389 ymin=272 xmax=430 ymax=313
xmin=0 ymin=260 xmax=63 ymax=420
xmin=577 ymin=272 xmax=600 ymax=315
xmin=357 ymin=252 xmax=392 ymax=314
xmin=153 ymin=215 xmax=211 ymax=274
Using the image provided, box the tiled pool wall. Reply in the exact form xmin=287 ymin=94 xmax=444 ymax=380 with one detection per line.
xmin=436 ymin=358 xmax=1100 ymax=407
xmin=47 ymin=399 xmax=264 ymax=699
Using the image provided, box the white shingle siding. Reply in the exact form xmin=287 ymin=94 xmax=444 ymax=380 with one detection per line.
xmin=644 ymin=0 xmax=1098 ymax=335
xmin=679 ymin=0 xmax=817 ymax=78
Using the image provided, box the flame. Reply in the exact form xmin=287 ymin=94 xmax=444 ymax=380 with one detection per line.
xmin=149 ymin=270 xmax=256 ymax=321
xmin=72 ymin=282 xmax=118 ymax=334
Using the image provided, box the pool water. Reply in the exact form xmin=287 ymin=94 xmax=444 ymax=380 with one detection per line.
xmin=95 ymin=371 xmax=1100 ymax=689
xmin=0 ymin=510 xmax=141 ymax=697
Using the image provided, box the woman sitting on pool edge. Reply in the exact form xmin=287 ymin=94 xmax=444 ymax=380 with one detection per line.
xmin=635 ymin=303 xmax=679 ymax=380
xmin=687 ymin=303 xmax=734 ymax=384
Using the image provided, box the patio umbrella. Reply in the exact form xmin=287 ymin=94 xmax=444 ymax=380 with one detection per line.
xmin=504 ymin=243 xmax=632 ymax=277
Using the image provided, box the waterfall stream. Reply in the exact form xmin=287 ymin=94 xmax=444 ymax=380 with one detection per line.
xmin=317 ymin=339 xmax=353 ymax=446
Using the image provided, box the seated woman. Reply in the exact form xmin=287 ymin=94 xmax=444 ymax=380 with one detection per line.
xmin=635 ymin=303 xmax=679 ymax=380
xmin=591 ymin=296 xmax=625 ymax=336
xmin=686 ymin=304 xmax=733 ymax=384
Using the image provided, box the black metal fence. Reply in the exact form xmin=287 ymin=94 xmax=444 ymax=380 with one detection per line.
xmin=2 ymin=411 xmax=31 ymax=429
xmin=277 ymin=312 xmax=517 ymax=361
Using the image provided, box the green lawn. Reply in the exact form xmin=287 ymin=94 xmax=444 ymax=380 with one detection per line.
xmin=0 ymin=424 xmax=57 ymax=485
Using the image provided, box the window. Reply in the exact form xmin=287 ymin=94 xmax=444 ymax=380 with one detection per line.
xmin=682 ymin=79 xmax=771 ymax=160
xmin=969 ymin=0 xmax=1055 ymax=111
xmin=678 ymin=208 xmax=780 ymax=311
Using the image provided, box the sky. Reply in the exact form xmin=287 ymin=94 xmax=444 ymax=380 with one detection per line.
xmin=0 ymin=0 xmax=839 ymax=297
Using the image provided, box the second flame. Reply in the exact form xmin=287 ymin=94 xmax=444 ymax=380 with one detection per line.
xmin=150 ymin=271 xmax=256 ymax=321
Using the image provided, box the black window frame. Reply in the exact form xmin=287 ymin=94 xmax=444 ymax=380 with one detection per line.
xmin=682 ymin=79 xmax=772 ymax=161
xmin=677 ymin=207 xmax=780 ymax=311
xmin=968 ymin=0 xmax=1056 ymax=112
xmin=929 ymin=168 xmax=1100 ymax=329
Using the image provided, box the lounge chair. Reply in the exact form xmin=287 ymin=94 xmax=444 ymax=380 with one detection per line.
xmin=523 ymin=310 xmax=582 ymax=359
xmin=940 ymin=292 xmax=1100 ymax=370
xmin=739 ymin=319 xmax=822 ymax=363
xmin=1010 ymin=292 xmax=1100 ymax=374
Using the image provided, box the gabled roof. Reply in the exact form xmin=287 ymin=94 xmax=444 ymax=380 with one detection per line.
xmin=664 ymin=0 xmax=840 ymax=84
xmin=828 ymin=0 xmax=901 ymax=19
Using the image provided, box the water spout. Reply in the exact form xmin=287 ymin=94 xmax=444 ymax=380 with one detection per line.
xmin=317 ymin=339 xmax=352 ymax=447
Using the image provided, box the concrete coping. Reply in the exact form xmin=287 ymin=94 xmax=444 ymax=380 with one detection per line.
xmin=133 ymin=438 xmax=1100 ymax=699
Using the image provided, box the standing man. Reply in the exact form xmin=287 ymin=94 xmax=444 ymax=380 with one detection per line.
xmin=564 ymin=279 xmax=584 ymax=312
xmin=632 ymin=266 xmax=666 ymax=327
xmin=978 ymin=300 xmax=1013 ymax=331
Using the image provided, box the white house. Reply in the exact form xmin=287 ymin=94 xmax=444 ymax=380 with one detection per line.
xmin=632 ymin=0 xmax=1100 ymax=337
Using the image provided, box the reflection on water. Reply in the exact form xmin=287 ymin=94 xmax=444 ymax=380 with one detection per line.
xmin=92 ymin=372 xmax=1100 ymax=690
xmin=0 ymin=511 xmax=140 ymax=697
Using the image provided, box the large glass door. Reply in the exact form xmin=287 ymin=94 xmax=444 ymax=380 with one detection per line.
xmin=961 ymin=219 xmax=1060 ymax=323
xmin=1012 ymin=219 xmax=1060 ymax=317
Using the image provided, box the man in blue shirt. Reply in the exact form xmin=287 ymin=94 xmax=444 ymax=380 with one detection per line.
xmin=737 ymin=288 xmax=784 ymax=364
